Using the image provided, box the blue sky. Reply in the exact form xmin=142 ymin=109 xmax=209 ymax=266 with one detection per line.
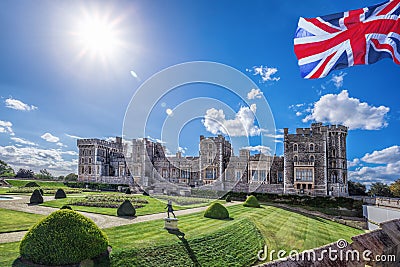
xmin=0 ymin=0 xmax=399 ymax=187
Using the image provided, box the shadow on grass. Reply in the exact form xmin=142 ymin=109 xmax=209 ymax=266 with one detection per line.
xmin=167 ymin=229 xmax=201 ymax=267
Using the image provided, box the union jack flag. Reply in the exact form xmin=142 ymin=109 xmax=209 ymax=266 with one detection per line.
xmin=294 ymin=0 xmax=400 ymax=79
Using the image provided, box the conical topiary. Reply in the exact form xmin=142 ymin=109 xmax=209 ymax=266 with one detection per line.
xmin=30 ymin=189 xmax=43 ymax=204
xmin=55 ymin=188 xmax=67 ymax=199
xmin=243 ymin=195 xmax=260 ymax=208
xmin=204 ymin=202 xmax=229 ymax=219
xmin=117 ymin=200 xmax=136 ymax=217
xmin=19 ymin=209 xmax=109 ymax=266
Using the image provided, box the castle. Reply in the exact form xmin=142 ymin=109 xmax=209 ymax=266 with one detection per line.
xmin=77 ymin=123 xmax=348 ymax=196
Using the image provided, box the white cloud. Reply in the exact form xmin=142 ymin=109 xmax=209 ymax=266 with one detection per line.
xmin=303 ymin=90 xmax=389 ymax=130
xmin=362 ymin=145 xmax=400 ymax=164
xmin=57 ymin=142 xmax=67 ymax=147
xmin=247 ymin=65 xmax=280 ymax=82
xmin=0 ymin=120 xmax=14 ymax=136
xmin=241 ymin=145 xmax=272 ymax=155
xmin=41 ymin=133 xmax=60 ymax=143
xmin=349 ymin=146 xmax=400 ymax=186
xmin=202 ymin=104 xmax=266 ymax=137
xmin=330 ymin=72 xmax=346 ymax=89
xmin=10 ymin=137 xmax=37 ymax=146
xmin=65 ymin=133 xmax=82 ymax=139
xmin=0 ymin=145 xmax=77 ymax=176
xmin=247 ymin=88 xmax=263 ymax=100
xmin=295 ymin=111 xmax=302 ymax=117
xmin=5 ymin=98 xmax=37 ymax=111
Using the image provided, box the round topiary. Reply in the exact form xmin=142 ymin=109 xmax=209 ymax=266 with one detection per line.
xmin=20 ymin=209 xmax=109 ymax=266
xmin=125 ymin=187 xmax=131 ymax=194
xmin=204 ymin=202 xmax=229 ymax=219
xmin=25 ymin=181 xmax=40 ymax=187
xmin=61 ymin=205 xmax=72 ymax=210
xmin=29 ymin=189 xmax=43 ymax=204
xmin=55 ymin=188 xmax=67 ymax=199
xmin=117 ymin=200 xmax=136 ymax=217
xmin=243 ymin=195 xmax=260 ymax=208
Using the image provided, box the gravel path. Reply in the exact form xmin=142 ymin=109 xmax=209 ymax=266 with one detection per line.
xmin=0 ymin=195 xmax=236 ymax=243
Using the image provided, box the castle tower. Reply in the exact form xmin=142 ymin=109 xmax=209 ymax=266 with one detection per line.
xmin=283 ymin=123 xmax=348 ymax=196
xmin=326 ymin=125 xmax=348 ymax=196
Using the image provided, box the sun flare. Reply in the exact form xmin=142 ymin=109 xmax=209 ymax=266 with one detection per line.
xmin=73 ymin=12 xmax=122 ymax=59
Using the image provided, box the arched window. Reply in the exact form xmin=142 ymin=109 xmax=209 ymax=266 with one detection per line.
xmin=310 ymin=155 xmax=315 ymax=162
xmin=309 ymin=143 xmax=314 ymax=152
xmin=293 ymin=143 xmax=298 ymax=152
xmin=294 ymin=155 xmax=298 ymax=162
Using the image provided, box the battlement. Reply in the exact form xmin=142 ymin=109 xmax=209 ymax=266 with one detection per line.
xmin=77 ymin=137 xmax=122 ymax=148
xmin=285 ymin=123 xmax=347 ymax=137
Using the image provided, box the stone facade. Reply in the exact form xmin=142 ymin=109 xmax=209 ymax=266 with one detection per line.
xmin=77 ymin=123 xmax=348 ymax=196
xmin=283 ymin=123 xmax=348 ymax=196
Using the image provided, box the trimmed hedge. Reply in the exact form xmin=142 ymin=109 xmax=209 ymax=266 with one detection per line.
xmin=29 ymin=189 xmax=43 ymax=204
xmin=20 ymin=209 xmax=109 ymax=266
xmin=125 ymin=188 xmax=132 ymax=194
xmin=117 ymin=200 xmax=136 ymax=217
xmin=225 ymin=195 xmax=232 ymax=202
xmin=24 ymin=181 xmax=40 ymax=187
xmin=55 ymin=188 xmax=67 ymax=199
xmin=204 ymin=202 xmax=229 ymax=219
xmin=243 ymin=195 xmax=260 ymax=208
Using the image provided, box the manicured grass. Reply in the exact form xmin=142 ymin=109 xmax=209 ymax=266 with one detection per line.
xmin=0 ymin=187 xmax=10 ymax=194
xmin=5 ymin=179 xmax=66 ymax=188
xmin=0 ymin=203 xmax=364 ymax=266
xmin=41 ymin=194 xmax=209 ymax=216
xmin=0 ymin=242 xmax=19 ymax=267
xmin=0 ymin=208 xmax=45 ymax=233
xmin=111 ymin=218 xmax=263 ymax=267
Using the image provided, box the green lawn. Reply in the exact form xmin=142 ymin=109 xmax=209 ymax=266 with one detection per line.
xmin=0 ymin=208 xmax=45 ymax=233
xmin=41 ymin=195 xmax=210 ymax=216
xmin=0 ymin=204 xmax=364 ymax=266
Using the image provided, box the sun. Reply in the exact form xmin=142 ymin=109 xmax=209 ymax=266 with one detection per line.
xmin=73 ymin=11 xmax=122 ymax=59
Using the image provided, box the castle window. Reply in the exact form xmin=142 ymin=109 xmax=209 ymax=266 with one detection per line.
xmin=236 ymin=171 xmax=241 ymax=180
xmin=293 ymin=143 xmax=298 ymax=152
xmin=295 ymin=168 xmax=313 ymax=181
xmin=331 ymin=149 xmax=336 ymax=157
xmin=88 ymin=166 xmax=92 ymax=175
xmin=81 ymin=158 xmax=84 ymax=164
xmin=331 ymin=172 xmax=338 ymax=183
xmin=277 ymin=172 xmax=283 ymax=183
xmin=294 ymin=155 xmax=298 ymax=162
xmin=309 ymin=143 xmax=314 ymax=152
xmin=310 ymin=155 xmax=315 ymax=162
xmin=88 ymin=157 xmax=92 ymax=164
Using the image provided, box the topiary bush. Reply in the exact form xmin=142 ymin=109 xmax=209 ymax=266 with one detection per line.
xmin=204 ymin=202 xmax=229 ymax=219
xmin=117 ymin=200 xmax=136 ymax=217
xmin=243 ymin=195 xmax=260 ymax=208
xmin=225 ymin=195 xmax=232 ymax=202
xmin=19 ymin=209 xmax=109 ymax=266
xmin=55 ymin=188 xmax=67 ymax=199
xmin=125 ymin=187 xmax=131 ymax=194
xmin=29 ymin=189 xmax=43 ymax=204
xmin=61 ymin=205 xmax=72 ymax=210
xmin=25 ymin=181 xmax=40 ymax=187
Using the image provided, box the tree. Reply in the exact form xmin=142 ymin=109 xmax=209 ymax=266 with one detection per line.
xmin=35 ymin=169 xmax=53 ymax=180
xmin=64 ymin=173 xmax=78 ymax=181
xmin=348 ymin=181 xmax=367 ymax=196
xmin=368 ymin=182 xmax=392 ymax=197
xmin=0 ymin=160 xmax=14 ymax=177
xmin=389 ymin=179 xmax=400 ymax=197
xmin=16 ymin=168 xmax=35 ymax=178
